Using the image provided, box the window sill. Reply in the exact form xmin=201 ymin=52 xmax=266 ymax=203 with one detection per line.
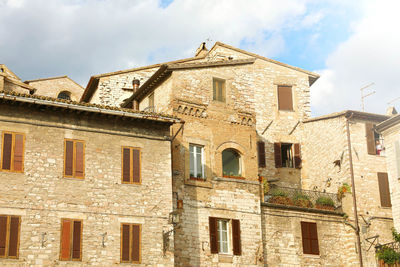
xmin=222 ymin=175 xmax=245 ymax=180
xmin=218 ymin=254 xmax=233 ymax=263
xmin=190 ymin=176 xmax=206 ymax=181
xmin=302 ymin=253 xmax=320 ymax=258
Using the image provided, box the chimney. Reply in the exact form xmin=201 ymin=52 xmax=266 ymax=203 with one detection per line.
xmin=386 ymin=106 xmax=398 ymax=116
xmin=132 ymin=79 xmax=140 ymax=92
xmin=195 ymin=42 xmax=209 ymax=57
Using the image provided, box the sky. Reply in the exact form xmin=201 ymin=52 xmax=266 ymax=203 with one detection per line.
xmin=0 ymin=0 xmax=399 ymax=116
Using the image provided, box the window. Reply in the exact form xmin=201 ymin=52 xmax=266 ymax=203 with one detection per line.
xmin=121 ymin=223 xmax=141 ymax=263
xmin=122 ymin=147 xmax=141 ymax=184
xmin=57 ymin=91 xmax=71 ymax=100
xmin=148 ymin=93 xmax=154 ymax=108
xmin=209 ymin=217 xmax=241 ymax=255
xmin=64 ymin=139 xmax=85 ymax=178
xmin=257 ymin=141 xmax=266 ymax=168
xmin=377 ymin=172 xmax=391 ymax=207
xmin=222 ymin=149 xmax=241 ymax=177
xmin=301 ymin=222 xmax=319 ymax=255
xmin=277 ymin=85 xmax=293 ymax=111
xmin=1 ymin=132 xmax=24 ymax=172
xmin=0 ymin=215 xmax=21 ymax=259
xmin=189 ymin=144 xmax=204 ymax=179
xmin=213 ymin=78 xmax=226 ymax=102
xmin=60 ymin=219 xmax=82 ymax=261
xmin=274 ymin=143 xmax=301 ymax=169
xmin=365 ymin=123 xmax=384 ymax=155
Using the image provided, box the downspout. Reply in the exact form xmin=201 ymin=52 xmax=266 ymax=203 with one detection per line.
xmin=345 ymin=112 xmax=364 ymax=267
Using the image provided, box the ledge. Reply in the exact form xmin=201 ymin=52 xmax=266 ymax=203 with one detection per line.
xmin=213 ymin=177 xmax=259 ymax=185
xmin=261 ymin=202 xmax=345 ymax=216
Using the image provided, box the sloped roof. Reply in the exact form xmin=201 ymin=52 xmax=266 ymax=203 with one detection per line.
xmin=0 ymin=73 xmax=35 ymax=91
xmin=0 ymin=64 xmax=21 ymax=81
xmin=25 ymin=75 xmax=84 ymax=90
xmin=303 ymin=110 xmax=389 ymax=123
xmin=375 ymin=114 xmax=400 ymax=132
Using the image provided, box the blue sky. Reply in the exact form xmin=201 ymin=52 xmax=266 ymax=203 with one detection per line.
xmin=0 ymin=0 xmax=399 ymax=116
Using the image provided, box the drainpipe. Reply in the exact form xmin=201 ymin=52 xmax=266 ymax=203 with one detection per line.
xmin=345 ymin=112 xmax=363 ymax=267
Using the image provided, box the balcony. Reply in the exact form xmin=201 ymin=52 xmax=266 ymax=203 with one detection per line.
xmin=375 ymin=242 xmax=400 ymax=266
xmin=264 ymin=186 xmax=343 ymax=213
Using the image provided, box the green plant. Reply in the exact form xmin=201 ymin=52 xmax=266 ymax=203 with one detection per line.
xmin=293 ymin=192 xmax=310 ymax=201
xmin=337 ymin=183 xmax=352 ymax=200
xmin=263 ymin=179 xmax=269 ymax=195
xmin=392 ymin=228 xmax=400 ymax=243
xmin=316 ymin=196 xmax=335 ymax=207
xmin=376 ymin=246 xmax=400 ymax=264
xmin=270 ymin=189 xmax=288 ymax=198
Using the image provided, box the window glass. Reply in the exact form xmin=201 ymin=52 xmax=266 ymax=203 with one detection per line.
xmin=58 ymin=91 xmax=71 ymax=100
xmin=281 ymin=144 xmax=293 ymax=168
xmin=218 ymin=220 xmax=229 ymax=254
xmin=222 ymin=149 xmax=241 ymax=177
xmin=213 ymin=78 xmax=225 ymax=102
xmin=189 ymin=144 xmax=204 ymax=178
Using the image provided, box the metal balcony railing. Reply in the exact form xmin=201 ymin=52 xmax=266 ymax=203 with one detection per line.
xmin=264 ymin=186 xmax=343 ymax=213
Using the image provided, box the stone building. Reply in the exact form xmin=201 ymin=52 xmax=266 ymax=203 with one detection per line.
xmin=0 ymin=89 xmax=179 ymax=266
xmin=0 ymin=64 xmax=36 ymax=95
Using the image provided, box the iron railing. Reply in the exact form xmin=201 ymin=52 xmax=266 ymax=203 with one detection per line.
xmin=264 ymin=186 xmax=343 ymax=213
xmin=376 ymin=241 xmax=400 ymax=252
xmin=143 ymin=106 xmax=156 ymax=113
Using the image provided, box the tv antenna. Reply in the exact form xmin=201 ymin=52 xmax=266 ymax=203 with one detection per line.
xmin=360 ymin=83 xmax=375 ymax=111
xmin=388 ymin=96 xmax=400 ymax=106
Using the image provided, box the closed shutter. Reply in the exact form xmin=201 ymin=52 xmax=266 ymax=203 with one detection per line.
xmin=301 ymin=222 xmax=319 ymax=255
xmin=132 ymin=149 xmax=140 ymax=183
xmin=232 ymin=219 xmax=241 ymax=255
xmin=72 ymin=221 xmax=82 ymax=260
xmin=309 ymin=223 xmax=319 ymax=255
xmin=274 ymin=143 xmax=282 ymax=168
xmin=395 ymin=140 xmax=400 ymax=179
xmin=257 ymin=141 xmax=266 ymax=168
xmin=294 ymin=143 xmax=302 ymax=169
xmin=209 ymin=217 xmax=218 ymax=254
xmin=75 ymin=142 xmax=84 ymax=178
xmin=365 ymin=123 xmax=376 ymax=155
xmin=13 ymin=134 xmax=24 ymax=172
xmin=278 ymin=86 xmax=293 ymax=110
xmin=131 ymin=225 xmax=140 ymax=262
xmin=60 ymin=220 xmax=71 ymax=260
xmin=8 ymin=217 xmax=19 ymax=257
xmin=2 ymin=133 xmax=12 ymax=170
xmin=65 ymin=141 xmax=74 ymax=176
xmin=0 ymin=216 xmax=7 ymax=257
xmin=121 ymin=224 xmax=130 ymax=262
xmin=378 ymin=172 xmax=391 ymax=207
xmin=122 ymin=148 xmax=131 ymax=182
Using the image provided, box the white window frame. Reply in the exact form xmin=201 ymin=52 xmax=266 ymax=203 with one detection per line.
xmin=189 ymin=144 xmax=204 ymax=179
xmin=217 ymin=219 xmax=230 ymax=254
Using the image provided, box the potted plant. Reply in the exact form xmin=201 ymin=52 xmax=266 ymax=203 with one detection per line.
xmin=315 ymin=196 xmax=335 ymax=210
xmin=268 ymin=189 xmax=292 ymax=206
xmin=292 ymin=192 xmax=313 ymax=208
xmin=376 ymin=246 xmax=400 ymax=265
xmin=337 ymin=183 xmax=351 ymax=200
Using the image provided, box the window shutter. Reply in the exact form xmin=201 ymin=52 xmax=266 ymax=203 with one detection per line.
xmin=395 ymin=140 xmax=400 ymax=179
xmin=8 ymin=216 xmax=20 ymax=257
xmin=132 ymin=149 xmax=140 ymax=183
xmin=122 ymin=148 xmax=131 ymax=182
xmin=221 ymin=81 xmax=226 ymax=102
xmin=60 ymin=219 xmax=71 ymax=260
xmin=65 ymin=141 xmax=74 ymax=176
xmin=0 ymin=216 xmax=7 ymax=256
xmin=209 ymin=217 xmax=218 ymax=254
xmin=131 ymin=225 xmax=140 ymax=262
xmin=274 ymin=143 xmax=282 ymax=168
xmin=278 ymin=86 xmax=293 ymax=110
xmin=232 ymin=219 xmax=241 ymax=255
xmin=378 ymin=172 xmax=391 ymax=207
xmin=301 ymin=222 xmax=311 ymax=254
xmin=72 ymin=221 xmax=82 ymax=260
xmin=213 ymin=80 xmax=217 ymax=100
xmin=121 ymin=224 xmax=130 ymax=262
xmin=257 ymin=141 xmax=266 ymax=168
xmin=309 ymin=223 xmax=319 ymax=255
xmin=365 ymin=123 xmax=376 ymax=155
xmin=301 ymin=222 xmax=319 ymax=255
xmin=13 ymin=134 xmax=24 ymax=172
xmin=294 ymin=143 xmax=302 ymax=169
xmin=2 ymin=133 xmax=12 ymax=170
xmin=75 ymin=142 xmax=84 ymax=178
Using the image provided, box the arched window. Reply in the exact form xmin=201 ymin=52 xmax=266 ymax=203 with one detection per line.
xmin=222 ymin=149 xmax=241 ymax=177
xmin=57 ymin=91 xmax=71 ymax=100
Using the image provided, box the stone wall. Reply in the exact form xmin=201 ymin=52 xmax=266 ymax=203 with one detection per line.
xmin=26 ymin=77 xmax=84 ymax=102
xmin=0 ymin=103 xmax=174 ymax=266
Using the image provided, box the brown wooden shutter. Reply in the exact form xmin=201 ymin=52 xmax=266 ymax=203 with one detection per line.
xmin=132 ymin=149 xmax=140 ymax=183
xmin=301 ymin=222 xmax=311 ymax=254
xmin=122 ymin=148 xmax=131 ymax=182
xmin=65 ymin=141 xmax=74 ymax=176
xmin=8 ymin=216 xmax=19 ymax=257
xmin=131 ymin=225 xmax=140 ymax=262
xmin=60 ymin=219 xmax=71 ymax=260
xmin=301 ymin=222 xmax=319 ymax=255
xmin=213 ymin=79 xmax=217 ymax=100
xmin=257 ymin=141 xmax=266 ymax=168
xmin=365 ymin=123 xmax=376 ymax=155
xmin=232 ymin=219 xmax=241 ymax=255
xmin=72 ymin=221 xmax=82 ymax=259
xmin=209 ymin=217 xmax=218 ymax=254
xmin=121 ymin=224 xmax=130 ymax=262
xmin=278 ymin=86 xmax=293 ymax=110
xmin=309 ymin=222 xmax=319 ymax=255
xmin=13 ymin=134 xmax=24 ymax=172
xmin=294 ymin=143 xmax=302 ymax=169
xmin=2 ymin=133 xmax=12 ymax=170
xmin=274 ymin=143 xmax=282 ymax=168
xmin=378 ymin=172 xmax=391 ymax=207
xmin=0 ymin=216 xmax=7 ymax=257
xmin=75 ymin=142 xmax=84 ymax=178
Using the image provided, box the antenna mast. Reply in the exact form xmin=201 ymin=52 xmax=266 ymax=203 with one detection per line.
xmin=360 ymin=83 xmax=375 ymax=112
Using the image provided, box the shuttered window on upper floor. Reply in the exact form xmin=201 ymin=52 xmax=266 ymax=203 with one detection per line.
xmin=64 ymin=139 xmax=85 ymax=179
xmin=122 ymin=147 xmax=141 ymax=184
xmin=301 ymin=221 xmax=319 ymax=255
xmin=257 ymin=141 xmax=266 ymax=168
xmin=1 ymin=132 xmax=24 ymax=173
xmin=377 ymin=172 xmax=391 ymax=207
xmin=60 ymin=219 xmax=82 ymax=261
xmin=213 ymin=78 xmax=226 ymax=102
xmin=0 ymin=215 xmax=21 ymax=259
xmin=277 ymin=85 xmax=293 ymax=111
xmin=209 ymin=217 xmax=241 ymax=256
xmin=274 ymin=142 xmax=301 ymax=169
xmin=121 ymin=223 xmax=141 ymax=263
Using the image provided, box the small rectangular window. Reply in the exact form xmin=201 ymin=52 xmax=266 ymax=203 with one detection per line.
xmin=1 ymin=132 xmax=25 ymax=172
xmin=121 ymin=223 xmax=141 ymax=263
xmin=0 ymin=215 xmax=21 ymax=259
xmin=301 ymin=221 xmax=319 ymax=255
xmin=122 ymin=147 xmax=141 ymax=184
xmin=209 ymin=217 xmax=241 ymax=255
xmin=189 ymin=144 xmax=204 ymax=179
xmin=366 ymin=123 xmax=384 ymax=156
xmin=257 ymin=141 xmax=266 ymax=168
xmin=60 ymin=219 xmax=82 ymax=261
xmin=213 ymin=78 xmax=226 ymax=102
xmin=277 ymin=85 xmax=293 ymax=111
xmin=148 ymin=93 xmax=154 ymax=109
xmin=274 ymin=142 xmax=301 ymax=169
xmin=377 ymin=172 xmax=391 ymax=207
xmin=64 ymin=139 xmax=85 ymax=178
